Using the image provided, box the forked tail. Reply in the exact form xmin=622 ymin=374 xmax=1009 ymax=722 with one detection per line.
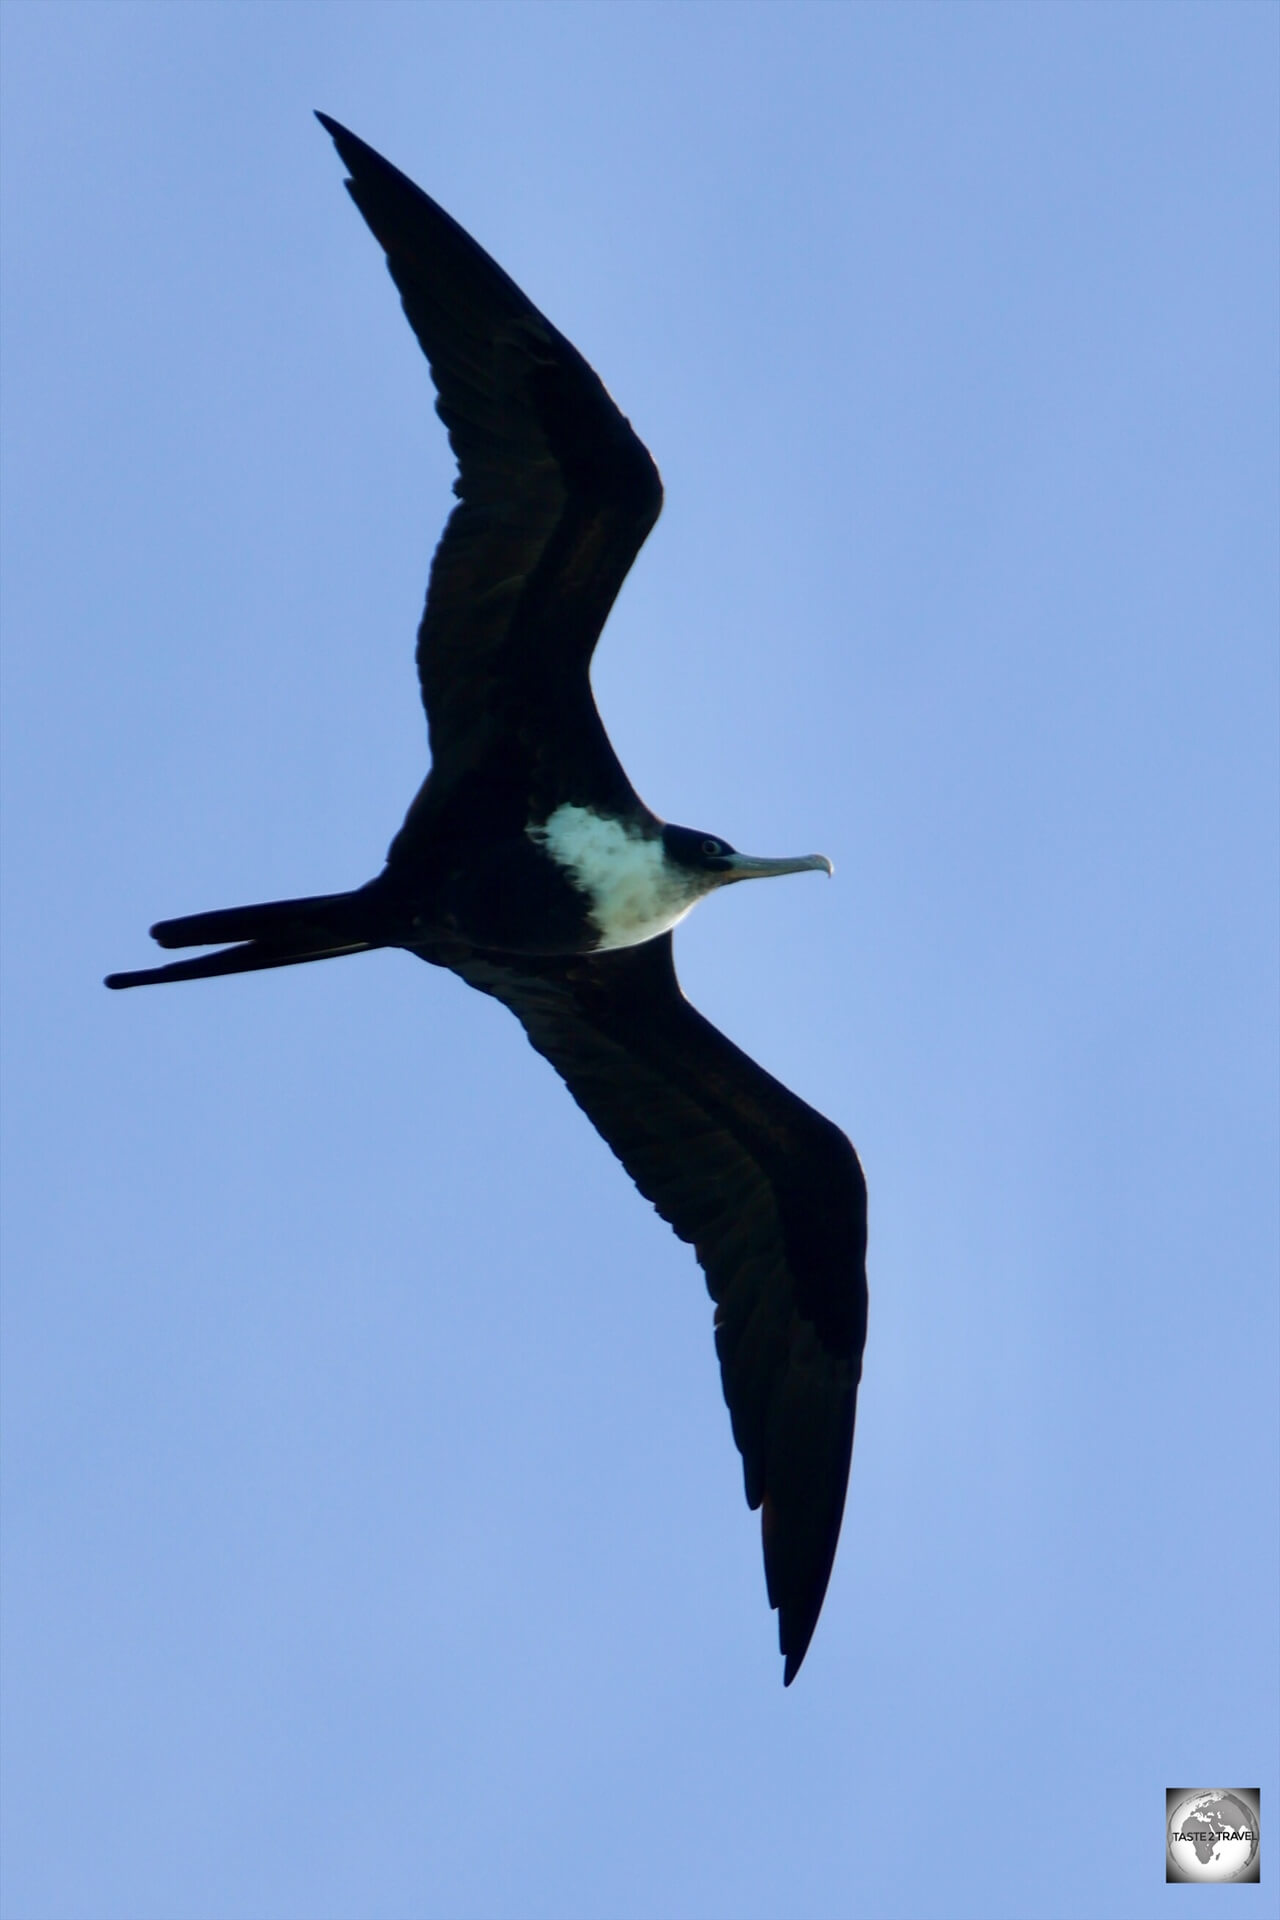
xmin=105 ymin=887 xmax=384 ymax=990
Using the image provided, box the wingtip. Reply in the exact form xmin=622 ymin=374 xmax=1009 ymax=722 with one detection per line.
xmin=314 ymin=111 xmax=358 ymax=163
xmin=780 ymin=1627 xmax=814 ymax=1688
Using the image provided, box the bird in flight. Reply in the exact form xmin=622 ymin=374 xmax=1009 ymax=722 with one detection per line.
xmin=107 ymin=115 xmax=869 ymax=1683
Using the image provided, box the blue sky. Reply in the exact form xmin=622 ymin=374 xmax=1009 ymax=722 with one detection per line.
xmin=2 ymin=6 xmax=1276 ymax=1917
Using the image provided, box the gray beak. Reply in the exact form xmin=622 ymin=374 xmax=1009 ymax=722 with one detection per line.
xmin=720 ymin=851 xmax=833 ymax=883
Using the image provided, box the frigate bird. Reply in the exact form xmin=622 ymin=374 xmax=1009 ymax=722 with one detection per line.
xmin=107 ymin=115 xmax=869 ymax=1683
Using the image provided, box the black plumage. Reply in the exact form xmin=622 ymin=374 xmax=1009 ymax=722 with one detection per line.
xmin=107 ymin=116 xmax=869 ymax=1682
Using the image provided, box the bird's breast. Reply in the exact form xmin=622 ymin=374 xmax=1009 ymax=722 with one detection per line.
xmin=527 ymin=804 xmax=702 ymax=951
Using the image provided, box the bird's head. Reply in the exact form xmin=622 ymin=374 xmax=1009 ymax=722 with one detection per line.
xmin=661 ymin=824 xmax=833 ymax=898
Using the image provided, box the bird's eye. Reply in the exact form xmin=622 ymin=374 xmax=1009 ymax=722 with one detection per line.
xmin=701 ymin=838 xmax=722 ymax=857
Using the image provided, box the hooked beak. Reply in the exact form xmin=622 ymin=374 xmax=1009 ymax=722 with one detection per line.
xmin=719 ymin=851 xmax=833 ymax=883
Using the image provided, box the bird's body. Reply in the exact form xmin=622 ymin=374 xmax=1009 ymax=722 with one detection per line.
xmin=108 ymin=117 xmax=869 ymax=1682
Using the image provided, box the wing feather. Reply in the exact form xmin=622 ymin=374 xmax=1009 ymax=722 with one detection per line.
xmin=428 ymin=934 xmax=868 ymax=1682
xmin=316 ymin=117 xmax=662 ymax=833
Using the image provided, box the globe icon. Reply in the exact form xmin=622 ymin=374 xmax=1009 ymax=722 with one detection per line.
xmin=1167 ymin=1791 xmax=1260 ymax=1883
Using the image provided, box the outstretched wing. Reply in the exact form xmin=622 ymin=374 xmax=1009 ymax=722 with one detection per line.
xmin=430 ymin=933 xmax=868 ymax=1683
xmin=316 ymin=116 xmax=663 ymax=837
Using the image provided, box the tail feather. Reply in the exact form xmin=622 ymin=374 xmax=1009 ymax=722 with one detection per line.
xmin=105 ymin=939 xmax=373 ymax=991
xmin=106 ymin=884 xmax=390 ymax=990
xmin=150 ymin=889 xmax=368 ymax=950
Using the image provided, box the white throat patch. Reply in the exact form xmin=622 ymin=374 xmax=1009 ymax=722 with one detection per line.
xmin=527 ymin=804 xmax=703 ymax=950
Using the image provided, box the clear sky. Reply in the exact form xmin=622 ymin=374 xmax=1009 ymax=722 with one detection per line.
xmin=2 ymin=6 xmax=1276 ymax=1918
